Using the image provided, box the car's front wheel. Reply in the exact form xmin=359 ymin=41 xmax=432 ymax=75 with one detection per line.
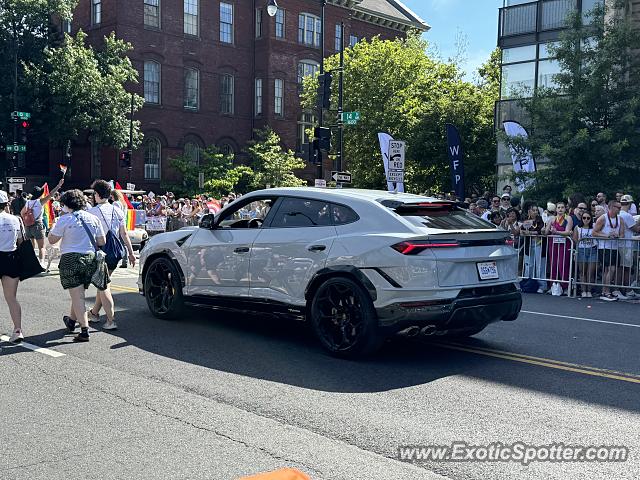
xmin=309 ymin=276 xmax=383 ymax=358
xmin=144 ymin=257 xmax=184 ymax=320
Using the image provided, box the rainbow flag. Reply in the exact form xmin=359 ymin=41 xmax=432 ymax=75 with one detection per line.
xmin=115 ymin=182 xmax=136 ymax=230
xmin=42 ymin=183 xmax=55 ymax=230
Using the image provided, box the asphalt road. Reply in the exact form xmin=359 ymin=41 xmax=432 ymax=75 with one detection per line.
xmin=0 ymin=266 xmax=638 ymax=480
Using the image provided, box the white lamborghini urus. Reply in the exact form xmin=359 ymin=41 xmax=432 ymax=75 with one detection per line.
xmin=138 ymin=188 xmax=522 ymax=358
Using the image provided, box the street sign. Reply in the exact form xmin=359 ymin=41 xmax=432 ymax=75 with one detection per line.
xmin=10 ymin=111 xmax=31 ymax=120
xmin=6 ymin=145 xmax=26 ymax=153
xmin=341 ymin=112 xmax=360 ymax=125
xmin=386 ymin=170 xmax=404 ymax=183
xmin=314 ymin=179 xmax=327 ymax=188
xmin=331 ymin=171 xmax=352 ymax=183
xmin=387 ymin=140 xmax=405 ymax=184
xmin=6 ymin=177 xmax=26 ymax=184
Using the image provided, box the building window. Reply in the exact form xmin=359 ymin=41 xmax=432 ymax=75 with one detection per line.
xmin=349 ymin=34 xmax=358 ymax=47
xmin=297 ymin=60 xmax=319 ymax=86
xmin=255 ymin=8 xmax=263 ymax=38
xmin=184 ymin=68 xmax=199 ymax=110
xmin=91 ymin=0 xmax=101 ymax=25
xmin=220 ymin=74 xmax=234 ymax=114
xmin=298 ymin=13 xmax=321 ymax=47
xmin=184 ymin=0 xmax=198 ymax=35
xmin=184 ymin=142 xmax=200 ymax=166
xmin=144 ymin=61 xmax=161 ymax=104
xmin=144 ymin=0 xmax=160 ymax=28
xmin=220 ymin=2 xmax=234 ymax=43
xmin=220 ymin=144 xmax=234 ymax=156
xmin=62 ymin=19 xmax=72 ymax=34
xmin=255 ymin=78 xmax=263 ymax=116
xmin=275 ymin=9 xmax=285 ymax=38
xmin=502 ymin=45 xmax=537 ymax=64
xmin=501 ymin=62 xmax=536 ymax=99
xmin=582 ymin=0 xmax=603 ymax=23
xmin=297 ymin=112 xmax=315 ymax=151
xmin=144 ymin=138 xmax=161 ymax=180
xmin=90 ymin=139 xmax=101 ymax=178
xmin=537 ymin=59 xmax=561 ymax=89
xmin=335 ymin=24 xmax=342 ymax=51
xmin=274 ymin=78 xmax=284 ymax=116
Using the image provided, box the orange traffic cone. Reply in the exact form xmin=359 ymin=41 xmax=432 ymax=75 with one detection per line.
xmin=239 ymin=468 xmax=311 ymax=480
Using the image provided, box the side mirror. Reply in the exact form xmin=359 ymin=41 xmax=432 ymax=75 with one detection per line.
xmin=200 ymin=213 xmax=216 ymax=229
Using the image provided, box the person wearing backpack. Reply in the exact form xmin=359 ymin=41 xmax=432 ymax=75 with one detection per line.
xmin=21 ymin=178 xmax=65 ymax=266
xmin=86 ymin=180 xmax=135 ymax=331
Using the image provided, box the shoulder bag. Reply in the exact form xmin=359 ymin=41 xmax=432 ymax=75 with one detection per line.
xmin=17 ymin=218 xmax=45 ymax=280
xmin=98 ymin=207 xmax=125 ymax=266
xmin=74 ymin=213 xmax=109 ymax=291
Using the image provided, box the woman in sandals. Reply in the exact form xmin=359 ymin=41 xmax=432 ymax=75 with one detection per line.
xmin=86 ymin=180 xmax=136 ymax=330
xmin=0 ymin=190 xmax=24 ymax=343
xmin=48 ymin=190 xmax=106 ymax=342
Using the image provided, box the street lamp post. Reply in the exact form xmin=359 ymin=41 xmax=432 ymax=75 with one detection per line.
xmin=317 ymin=0 xmax=327 ymax=182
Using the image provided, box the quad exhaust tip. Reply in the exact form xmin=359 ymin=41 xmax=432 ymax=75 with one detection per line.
xmin=398 ymin=326 xmax=421 ymax=338
xmin=420 ymin=325 xmax=437 ymax=336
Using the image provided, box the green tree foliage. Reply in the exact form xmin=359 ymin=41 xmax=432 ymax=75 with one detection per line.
xmin=504 ymin=0 xmax=640 ymax=200
xmin=301 ymin=34 xmax=500 ymax=195
xmin=0 ymin=1 xmax=142 ymax=149
xmin=247 ymin=127 xmax=306 ymax=188
xmin=167 ymin=146 xmax=253 ymax=197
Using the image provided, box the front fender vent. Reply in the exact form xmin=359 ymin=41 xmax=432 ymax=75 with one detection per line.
xmin=176 ymin=234 xmax=193 ymax=247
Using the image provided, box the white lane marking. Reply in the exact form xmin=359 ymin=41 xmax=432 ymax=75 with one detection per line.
xmin=521 ymin=310 xmax=640 ymax=328
xmin=0 ymin=335 xmax=65 ymax=358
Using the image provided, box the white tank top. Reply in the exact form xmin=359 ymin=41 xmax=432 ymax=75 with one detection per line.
xmin=599 ymin=214 xmax=620 ymax=250
xmin=578 ymin=227 xmax=596 ymax=248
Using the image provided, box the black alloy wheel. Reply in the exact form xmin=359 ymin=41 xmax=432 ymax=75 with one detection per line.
xmin=310 ymin=276 xmax=383 ymax=358
xmin=144 ymin=257 xmax=184 ymax=320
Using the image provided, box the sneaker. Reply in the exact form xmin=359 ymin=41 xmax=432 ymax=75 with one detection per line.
xmin=537 ymin=288 xmax=545 ymax=294
xmin=63 ymin=315 xmax=77 ymax=333
xmin=586 ymin=292 xmax=593 ymax=298
xmin=73 ymin=332 xmax=89 ymax=342
xmin=581 ymin=292 xmax=588 ymax=298
xmin=625 ymin=290 xmax=637 ymax=298
xmin=87 ymin=310 xmax=101 ymax=323
xmin=102 ymin=321 xmax=118 ymax=331
xmin=612 ymin=290 xmax=628 ymax=300
xmin=9 ymin=330 xmax=24 ymax=344
xmin=600 ymin=294 xmax=618 ymax=302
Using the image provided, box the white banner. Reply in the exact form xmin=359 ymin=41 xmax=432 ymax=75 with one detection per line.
xmin=503 ymin=121 xmax=536 ymax=192
xmin=378 ymin=132 xmax=404 ymax=193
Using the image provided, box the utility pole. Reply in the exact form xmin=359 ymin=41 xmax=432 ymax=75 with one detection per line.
xmin=11 ymin=18 xmax=18 ymax=174
xmin=337 ymin=21 xmax=345 ymax=174
xmin=317 ymin=0 xmax=327 ymax=182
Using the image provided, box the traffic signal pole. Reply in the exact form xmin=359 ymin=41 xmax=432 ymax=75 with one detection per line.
xmin=337 ymin=22 xmax=345 ymax=174
xmin=128 ymin=92 xmax=134 ymax=183
xmin=317 ymin=0 xmax=327 ymax=181
xmin=11 ymin=19 xmax=18 ymax=174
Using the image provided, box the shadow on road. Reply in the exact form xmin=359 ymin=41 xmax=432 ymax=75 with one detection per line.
xmin=11 ymin=290 xmax=640 ymax=413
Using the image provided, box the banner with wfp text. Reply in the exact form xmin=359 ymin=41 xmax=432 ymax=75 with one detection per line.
xmin=445 ymin=124 xmax=465 ymax=199
xmin=503 ymin=121 xmax=536 ymax=192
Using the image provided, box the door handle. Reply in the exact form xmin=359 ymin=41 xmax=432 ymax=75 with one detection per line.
xmin=307 ymin=245 xmax=326 ymax=252
xmin=234 ymin=247 xmax=250 ymax=253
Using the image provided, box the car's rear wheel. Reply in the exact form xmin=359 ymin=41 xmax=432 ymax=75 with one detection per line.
xmin=309 ymin=276 xmax=383 ymax=358
xmin=144 ymin=257 xmax=184 ymax=320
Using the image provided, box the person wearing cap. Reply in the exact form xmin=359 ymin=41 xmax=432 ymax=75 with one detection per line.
xmin=622 ymin=193 xmax=637 ymax=215
xmin=0 ymin=190 xmax=25 ymax=343
xmin=20 ymin=178 xmax=65 ymax=266
xmin=617 ymin=195 xmax=640 ymax=298
xmin=500 ymin=193 xmax=512 ymax=213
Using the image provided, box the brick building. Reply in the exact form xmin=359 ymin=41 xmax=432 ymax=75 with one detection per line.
xmin=59 ymin=0 xmax=427 ymax=189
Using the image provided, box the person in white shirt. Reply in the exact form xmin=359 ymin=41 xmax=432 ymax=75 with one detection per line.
xmin=86 ymin=180 xmax=136 ymax=331
xmin=20 ymin=178 xmax=64 ymax=265
xmin=48 ymin=189 xmax=106 ymax=342
xmin=0 ymin=190 xmax=25 ymax=343
xmin=617 ymin=195 xmax=640 ymax=298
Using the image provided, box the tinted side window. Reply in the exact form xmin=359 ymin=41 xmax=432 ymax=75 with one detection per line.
xmin=270 ymin=198 xmax=332 ymax=228
xmin=331 ymin=204 xmax=359 ymax=225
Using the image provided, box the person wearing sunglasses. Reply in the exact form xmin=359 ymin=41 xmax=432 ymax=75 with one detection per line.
xmin=573 ymin=211 xmax=598 ymax=298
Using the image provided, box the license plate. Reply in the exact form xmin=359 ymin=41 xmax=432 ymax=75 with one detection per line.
xmin=477 ymin=261 xmax=499 ymax=280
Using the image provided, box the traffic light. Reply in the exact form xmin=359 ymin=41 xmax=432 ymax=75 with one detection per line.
xmin=19 ymin=120 xmax=30 ymax=145
xmin=119 ymin=150 xmax=131 ymax=168
xmin=314 ymin=126 xmax=331 ymax=151
xmin=297 ymin=142 xmax=320 ymax=165
xmin=317 ymin=72 xmax=333 ymax=110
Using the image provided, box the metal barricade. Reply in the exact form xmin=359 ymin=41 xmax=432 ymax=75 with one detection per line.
xmin=518 ymin=234 xmax=575 ymax=297
xmin=574 ymin=237 xmax=640 ymax=299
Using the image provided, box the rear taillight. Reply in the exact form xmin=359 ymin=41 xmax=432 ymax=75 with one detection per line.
xmin=391 ymin=240 xmax=460 ymax=255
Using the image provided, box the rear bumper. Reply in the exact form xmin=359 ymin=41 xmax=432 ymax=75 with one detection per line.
xmin=376 ymin=286 xmax=522 ymax=334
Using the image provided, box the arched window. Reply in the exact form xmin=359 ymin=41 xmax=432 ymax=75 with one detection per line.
xmin=144 ymin=61 xmax=161 ymax=104
xmin=184 ymin=141 xmax=200 ymax=165
xmin=144 ymin=138 xmax=161 ymax=179
xmin=184 ymin=68 xmax=199 ymax=109
xmin=220 ymin=144 xmax=234 ymax=157
xmin=297 ymin=112 xmax=315 ymax=151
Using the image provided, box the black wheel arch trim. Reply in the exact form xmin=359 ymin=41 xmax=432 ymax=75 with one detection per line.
xmin=142 ymin=250 xmax=186 ymax=289
xmin=305 ymin=266 xmax=377 ymax=302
